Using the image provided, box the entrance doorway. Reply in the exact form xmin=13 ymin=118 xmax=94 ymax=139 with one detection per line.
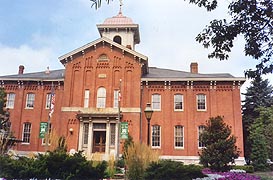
xmin=92 ymin=131 xmax=106 ymax=153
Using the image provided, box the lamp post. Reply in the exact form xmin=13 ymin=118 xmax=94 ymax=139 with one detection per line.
xmin=144 ymin=103 xmax=153 ymax=146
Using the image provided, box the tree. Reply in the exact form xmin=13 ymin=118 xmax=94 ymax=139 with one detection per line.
xmin=251 ymin=106 xmax=273 ymax=168
xmin=199 ymin=116 xmax=240 ymax=172
xmin=249 ymin=108 xmax=271 ymax=171
xmin=242 ymin=76 xmax=273 ymax=163
xmin=90 ymin=0 xmax=273 ymax=77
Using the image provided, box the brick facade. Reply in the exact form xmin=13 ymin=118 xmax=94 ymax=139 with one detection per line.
xmin=0 ymin=12 xmax=245 ymax=164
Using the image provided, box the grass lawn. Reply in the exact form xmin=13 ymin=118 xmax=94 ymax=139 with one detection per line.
xmin=253 ymin=171 xmax=273 ymax=180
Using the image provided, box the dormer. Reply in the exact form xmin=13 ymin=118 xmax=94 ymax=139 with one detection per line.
xmin=97 ymin=11 xmax=140 ymax=50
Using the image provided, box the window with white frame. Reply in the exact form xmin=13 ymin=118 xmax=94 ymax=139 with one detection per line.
xmin=198 ymin=125 xmax=206 ymax=148
xmin=26 ymin=93 xmax=35 ymax=109
xmin=174 ymin=94 xmax=183 ymax=111
xmin=197 ymin=94 xmax=206 ymax=111
xmin=97 ymin=87 xmax=106 ymax=108
xmin=45 ymin=93 xmax=51 ymax=109
xmin=82 ymin=123 xmax=89 ymax=146
xmin=174 ymin=125 xmax=184 ymax=148
xmin=152 ymin=94 xmax=161 ymax=110
xmin=84 ymin=90 xmax=90 ymax=108
xmin=152 ymin=125 xmax=161 ymax=148
xmin=22 ymin=123 xmax=31 ymax=143
xmin=113 ymin=90 xmax=119 ymax=108
xmin=6 ymin=93 xmax=15 ymax=109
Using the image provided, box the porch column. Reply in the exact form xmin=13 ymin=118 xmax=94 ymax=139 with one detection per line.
xmin=105 ymin=120 xmax=110 ymax=158
xmin=78 ymin=120 xmax=84 ymax=151
xmin=87 ymin=118 xmax=93 ymax=157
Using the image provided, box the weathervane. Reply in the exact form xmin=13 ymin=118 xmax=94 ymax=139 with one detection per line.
xmin=119 ymin=0 xmax=123 ymax=13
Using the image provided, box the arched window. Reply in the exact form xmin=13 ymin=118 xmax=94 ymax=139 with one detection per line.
xmin=97 ymin=87 xmax=106 ymax=108
xmin=113 ymin=35 xmax=122 ymax=45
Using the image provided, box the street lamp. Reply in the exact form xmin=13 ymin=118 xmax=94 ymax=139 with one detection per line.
xmin=144 ymin=103 xmax=153 ymax=146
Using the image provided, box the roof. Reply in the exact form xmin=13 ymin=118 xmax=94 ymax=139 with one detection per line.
xmin=58 ymin=37 xmax=147 ymax=65
xmin=103 ymin=11 xmax=134 ymax=25
xmin=0 ymin=69 xmax=65 ymax=81
xmin=96 ymin=12 xmax=140 ymax=44
xmin=0 ymin=67 xmax=245 ymax=83
xmin=142 ymin=67 xmax=245 ymax=81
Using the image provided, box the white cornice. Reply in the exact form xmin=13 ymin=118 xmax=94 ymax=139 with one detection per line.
xmin=141 ymin=77 xmax=246 ymax=82
xmin=58 ymin=37 xmax=147 ymax=64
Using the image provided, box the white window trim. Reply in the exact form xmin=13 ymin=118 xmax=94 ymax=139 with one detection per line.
xmin=151 ymin=125 xmax=161 ymax=149
xmin=96 ymin=87 xmax=106 ymax=108
xmin=151 ymin=94 xmax=161 ymax=111
xmin=84 ymin=90 xmax=90 ymax=108
xmin=198 ymin=125 xmax=206 ymax=149
xmin=174 ymin=125 xmax=184 ymax=149
xmin=174 ymin=94 xmax=184 ymax=112
xmin=6 ymin=93 xmax=15 ymax=109
xmin=45 ymin=93 xmax=51 ymax=109
xmin=196 ymin=94 xmax=207 ymax=111
xmin=25 ymin=93 xmax=35 ymax=109
xmin=113 ymin=90 xmax=119 ymax=108
xmin=22 ymin=123 xmax=31 ymax=144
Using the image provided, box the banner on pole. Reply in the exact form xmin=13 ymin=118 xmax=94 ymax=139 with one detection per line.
xmin=120 ymin=122 xmax=128 ymax=139
xmin=39 ymin=122 xmax=48 ymax=138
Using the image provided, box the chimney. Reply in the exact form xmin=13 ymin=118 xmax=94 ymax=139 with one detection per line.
xmin=18 ymin=65 xmax=25 ymax=75
xmin=190 ymin=62 xmax=198 ymax=74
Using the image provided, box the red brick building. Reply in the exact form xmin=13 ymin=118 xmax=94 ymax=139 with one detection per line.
xmin=0 ymin=11 xmax=245 ymax=164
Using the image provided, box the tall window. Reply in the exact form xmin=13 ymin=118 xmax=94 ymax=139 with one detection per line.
xmin=97 ymin=87 xmax=106 ymax=108
xmin=84 ymin=90 xmax=90 ymax=108
xmin=198 ymin=125 xmax=206 ymax=148
xmin=197 ymin=94 xmax=206 ymax=111
xmin=113 ymin=90 xmax=119 ymax=108
xmin=174 ymin=125 xmax=184 ymax=148
xmin=152 ymin=94 xmax=161 ymax=110
xmin=110 ymin=123 xmax=116 ymax=146
xmin=26 ymin=93 xmax=35 ymax=109
xmin=45 ymin=93 xmax=51 ymax=109
xmin=22 ymin=123 xmax=31 ymax=143
xmin=174 ymin=94 xmax=183 ymax=111
xmin=6 ymin=93 xmax=15 ymax=109
xmin=83 ymin=123 xmax=89 ymax=147
xmin=42 ymin=123 xmax=52 ymax=145
xmin=152 ymin=125 xmax=161 ymax=148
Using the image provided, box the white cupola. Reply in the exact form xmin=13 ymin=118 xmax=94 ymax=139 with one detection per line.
xmin=97 ymin=10 xmax=140 ymax=50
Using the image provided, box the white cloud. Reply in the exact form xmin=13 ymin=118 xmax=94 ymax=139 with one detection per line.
xmin=0 ymin=43 xmax=63 ymax=75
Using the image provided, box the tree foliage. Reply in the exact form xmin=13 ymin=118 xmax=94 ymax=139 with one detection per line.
xmin=199 ymin=116 xmax=240 ymax=172
xmin=249 ymin=106 xmax=273 ymax=171
xmin=194 ymin=0 xmax=273 ymax=77
xmin=90 ymin=0 xmax=273 ymax=77
xmin=242 ymin=76 xmax=273 ymax=163
xmin=249 ymin=112 xmax=269 ymax=171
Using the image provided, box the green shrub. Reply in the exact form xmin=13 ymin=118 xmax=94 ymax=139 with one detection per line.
xmin=0 ymin=151 xmax=107 ymax=180
xmin=144 ymin=160 xmax=205 ymax=180
xmin=231 ymin=165 xmax=255 ymax=173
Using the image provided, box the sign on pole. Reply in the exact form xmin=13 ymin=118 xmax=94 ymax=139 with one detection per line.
xmin=39 ymin=122 xmax=48 ymax=138
xmin=120 ymin=122 xmax=128 ymax=139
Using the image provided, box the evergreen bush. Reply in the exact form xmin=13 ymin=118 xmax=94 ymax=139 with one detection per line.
xmin=144 ymin=160 xmax=205 ymax=180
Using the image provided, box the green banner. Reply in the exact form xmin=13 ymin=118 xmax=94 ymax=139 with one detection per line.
xmin=120 ymin=122 xmax=128 ymax=139
xmin=39 ymin=122 xmax=48 ymax=138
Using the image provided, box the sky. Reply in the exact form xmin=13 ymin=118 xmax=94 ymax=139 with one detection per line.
xmin=0 ymin=0 xmax=272 ymax=92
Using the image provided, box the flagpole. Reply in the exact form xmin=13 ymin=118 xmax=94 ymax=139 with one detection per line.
xmin=45 ymin=81 xmax=54 ymax=152
xmin=116 ymin=79 xmax=122 ymax=160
